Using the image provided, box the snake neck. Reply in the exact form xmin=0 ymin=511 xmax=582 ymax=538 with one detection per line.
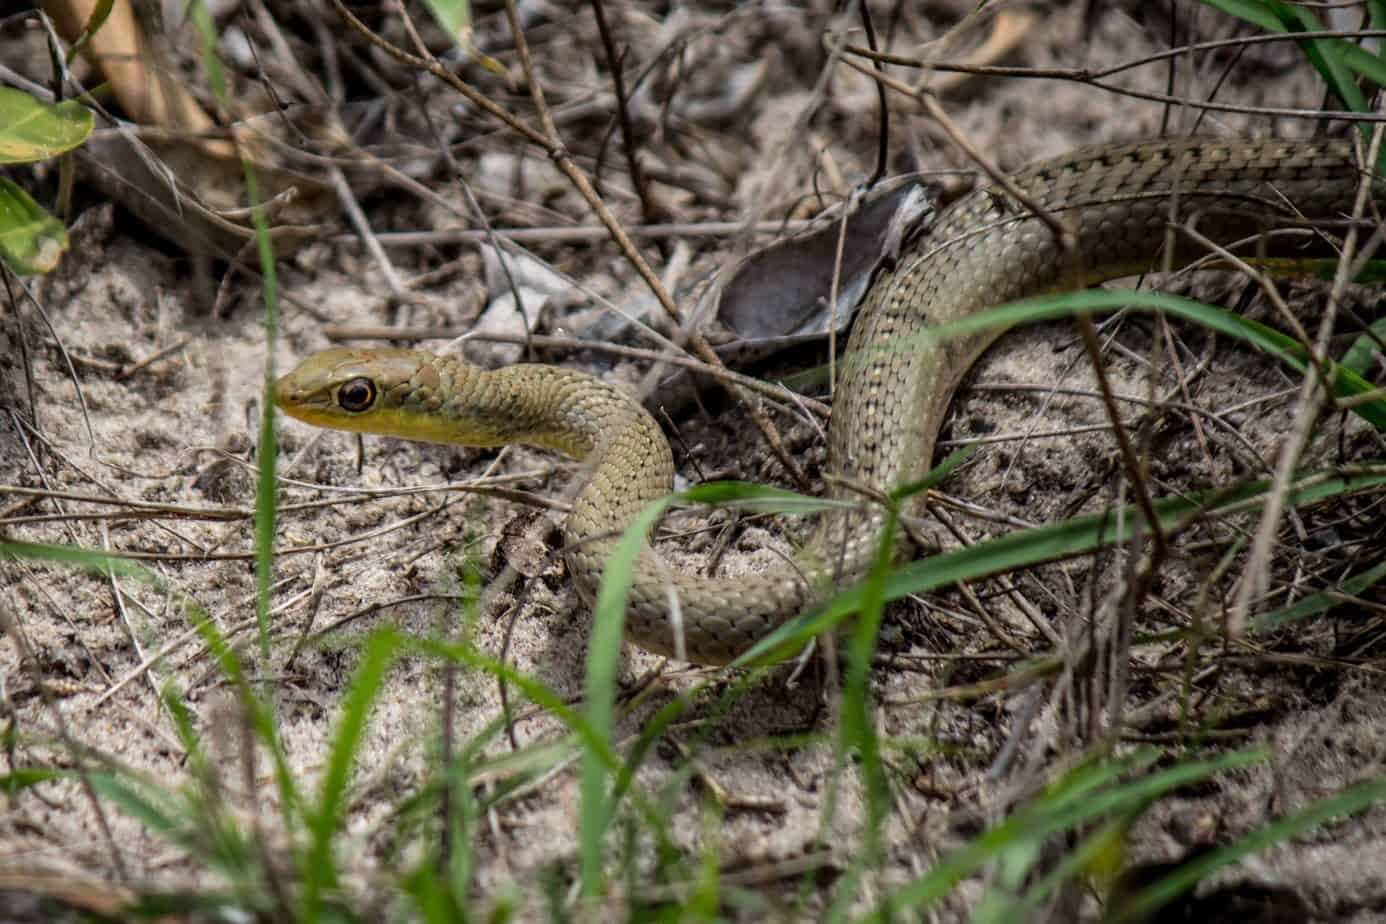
xmin=427 ymin=362 xmax=608 ymax=459
xmin=437 ymin=361 xmax=678 ymax=537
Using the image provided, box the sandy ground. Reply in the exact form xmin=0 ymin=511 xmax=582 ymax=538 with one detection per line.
xmin=2 ymin=1 xmax=1385 ymax=919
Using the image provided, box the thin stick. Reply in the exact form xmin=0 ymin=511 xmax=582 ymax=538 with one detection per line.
xmin=589 ymin=0 xmax=659 ymax=225
xmin=335 ymin=218 xmax=820 ymax=247
xmin=1227 ymin=124 xmax=1386 ymax=636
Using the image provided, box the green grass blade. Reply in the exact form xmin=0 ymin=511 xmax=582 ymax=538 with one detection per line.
xmin=865 ymin=750 xmax=1265 ymax=920
xmin=160 ymin=686 xmax=263 ymax=890
xmin=1341 ymin=316 xmax=1386 ymax=375
xmin=610 ymin=687 xmax=695 ymax=809
xmin=682 ymin=480 xmax=852 ymax=514
xmin=825 ymin=504 xmax=900 ymax=923
xmin=1254 ymin=557 xmax=1386 ymax=630
xmin=0 ymin=767 xmax=63 ymax=793
xmin=579 ymin=495 xmax=676 ymax=897
xmin=891 ymin=446 xmax=977 ymax=502
xmin=1198 ymin=0 xmax=1386 ymax=158
xmin=1196 ymin=0 xmax=1281 ymax=31
xmin=179 ymin=573 xmax=304 ymax=824
xmin=1108 ymin=775 xmax=1386 ymax=924
xmin=736 ymin=467 xmax=1386 ymax=666
xmin=63 ymin=0 xmax=115 ymax=65
xmin=0 ymin=541 xmax=294 ymax=795
xmin=1199 ymin=0 xmax=1386 ymax=89
xmin=303 ymin=629 xmax=402 ymax=916
xmin=87 ymin=773 xmax=182 ymax=839
xmin=184 ymin=4 xmax=305 ymax=892
xmin=185 ymin=0 xmax=282 ymax=710
xmin=1 ymin=539 xmax=146 ymax=577
xmin=1339 ymin=42 xmax=1386 ymax=90
xmin=868 ymin=288 xmax=1386 ymax=430
xmin=420 ymin=0 xmax=470 ymax=44
xmin=0 ymin=539 xmax=312 ymax=894
xmin=1229 ymin=315 xmax=1386 ymax=430
xmin=864 ymin=753 xmax=1159 ymax=919
xmin=1277 ymin=5 xmax=1370 ymax=116
xmin=411 ymin=637 xmax=619 ymax=767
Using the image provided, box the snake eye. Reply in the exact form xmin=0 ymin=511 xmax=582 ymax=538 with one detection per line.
xmin=336 ymin=377 xmax=377 ymax=413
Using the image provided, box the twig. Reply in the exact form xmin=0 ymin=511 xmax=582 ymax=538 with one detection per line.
xmin=1074 ymin=314 xmax=1168 ymax=561
xmin=338 ymin=218 xmax=819 ymax=246
xmin=114 ymin=336 xmax=190 ymax=380
xmin=843 ymin=29 xmax=1386 ymax=122
xmin=329 ymin=164 xmax=405 ymax=297
xmin=848 ymin=62 xmax=1076 ymax=249
xmin=857 ymin=1 xmax=888 ymax=187
xmin=1227 ymin=123 xmax=1386 ymax=636
xmin=589 ymin=0 xmax=659 ymax=225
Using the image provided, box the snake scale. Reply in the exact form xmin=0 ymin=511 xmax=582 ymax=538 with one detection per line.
xmin=276 ymin=138 xmax=1378 ymax=664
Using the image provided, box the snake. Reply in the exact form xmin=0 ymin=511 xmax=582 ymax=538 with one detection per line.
xmin=275 ymin=138 xmax=1378 ymax=665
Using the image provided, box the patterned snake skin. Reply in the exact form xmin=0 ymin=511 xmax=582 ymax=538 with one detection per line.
xmin=276 ymin=138 xmax=1378 ymax=664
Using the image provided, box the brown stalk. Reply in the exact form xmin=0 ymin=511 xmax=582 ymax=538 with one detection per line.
xmin=588 ymin=0 xmax=660 ymax=226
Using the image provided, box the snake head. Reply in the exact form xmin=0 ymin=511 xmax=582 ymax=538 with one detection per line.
xmin=275 ymin=347 xmax=459 ymax=444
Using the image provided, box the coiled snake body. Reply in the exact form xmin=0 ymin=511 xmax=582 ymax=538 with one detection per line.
xmin=276 ymin=139 xmax=1377 ymax=664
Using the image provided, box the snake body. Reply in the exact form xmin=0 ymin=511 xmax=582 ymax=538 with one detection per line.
xmin=276 ymin=138 xmax=1376 ymax=664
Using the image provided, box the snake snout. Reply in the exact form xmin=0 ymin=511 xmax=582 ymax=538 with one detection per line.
xmin=273 ymin=370 xmax=329 ymax=420
xmin=272 ymin=373 xmax=299 ymax=409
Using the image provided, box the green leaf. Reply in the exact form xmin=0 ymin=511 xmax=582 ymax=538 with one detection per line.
xmin=0 ymin=88 xmax=93 ymax=163
xmin=65 ymin=0 xmax=116 ymax=65
xmin=420 ymin=0 xmax=471 ymax=44
xmin=0 ymin=178 xmax=68 ymax=275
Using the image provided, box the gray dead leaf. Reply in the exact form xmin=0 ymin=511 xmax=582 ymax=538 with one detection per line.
xmin=717 ymin=181 xmax=937 ymax=344
xmin=479 ymin=243 xmax=572 ymax=300
xmin=644 ymin=182 xmax=937 ymax=416
xmin=468 ymin=285 xmax=549 ymax=365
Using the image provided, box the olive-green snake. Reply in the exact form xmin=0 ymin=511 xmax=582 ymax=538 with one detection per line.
xmin=276 ymin=138 xmax=1378 ymax=664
